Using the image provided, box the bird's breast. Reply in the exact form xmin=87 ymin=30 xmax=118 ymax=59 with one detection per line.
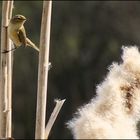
xmin=8 ymin=24 xmax=22 ymax=47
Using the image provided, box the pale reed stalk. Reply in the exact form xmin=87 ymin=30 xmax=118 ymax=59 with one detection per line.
xmin=35 ymin=0 xmax=52 ymax=139
xmin=0 ymin=1 xmax=14 ymax=138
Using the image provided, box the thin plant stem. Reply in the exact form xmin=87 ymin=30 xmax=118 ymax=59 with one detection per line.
xmin=35 ymin=0 xmax=52 ymax=139
xmin=45 ymin=99 xmax=66 ymax=139
xmin=0 ymin=1 xmax=14 ymax=138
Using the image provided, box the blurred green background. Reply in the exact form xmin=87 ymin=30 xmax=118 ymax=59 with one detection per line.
xmin=1 ymin=1 xmax=140 ymax=139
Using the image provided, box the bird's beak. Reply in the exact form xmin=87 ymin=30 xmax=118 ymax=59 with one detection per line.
xmin=22 ymin=17 xmax=26 ymax=21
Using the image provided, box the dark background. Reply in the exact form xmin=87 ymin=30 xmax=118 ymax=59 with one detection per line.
xmin=1 ymin=1 xmax=140 ymax=139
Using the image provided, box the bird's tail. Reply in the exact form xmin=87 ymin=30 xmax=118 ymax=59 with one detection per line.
xmin=26 ymin=38 xmax=40 ymax=52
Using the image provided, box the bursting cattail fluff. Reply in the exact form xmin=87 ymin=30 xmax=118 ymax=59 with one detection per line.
xmin=67 ymin=46 xmax=140 ymax=139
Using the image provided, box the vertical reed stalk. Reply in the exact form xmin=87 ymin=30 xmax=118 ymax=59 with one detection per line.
xmin=6 ymin=1 xmax=14 ymax=137
xmin=0 ymin=1 xmax=14 ymax=138
xmin=35 ymin=0 xmax=52 ymax=139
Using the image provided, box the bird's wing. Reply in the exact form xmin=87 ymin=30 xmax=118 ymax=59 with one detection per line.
xmin=18 ymin=27 xmax=27 ymax=47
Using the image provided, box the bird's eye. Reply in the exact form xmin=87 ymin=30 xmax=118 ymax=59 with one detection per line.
xmin=15 ymin=18 xmax=22 ymax=21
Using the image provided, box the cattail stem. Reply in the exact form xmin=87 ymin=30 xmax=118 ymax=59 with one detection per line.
xmin=35 ymin=0 xmax=52 ymax=139
xmin=45 ymin=99 xmax=66 ymax=139
xmin=0 ymin=1 xmax=14 ymax=138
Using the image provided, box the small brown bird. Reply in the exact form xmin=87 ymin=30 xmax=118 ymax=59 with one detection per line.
xmin=5 ymin=14 xmax=39 ymax=53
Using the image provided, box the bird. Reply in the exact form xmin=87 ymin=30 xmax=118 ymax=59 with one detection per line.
xmin=3 ymin=14 xmax=39 ymax=53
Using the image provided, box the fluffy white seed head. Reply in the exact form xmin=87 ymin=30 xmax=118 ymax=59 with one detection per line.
xmin=67 ymin=46 xmax=140 ymax=139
